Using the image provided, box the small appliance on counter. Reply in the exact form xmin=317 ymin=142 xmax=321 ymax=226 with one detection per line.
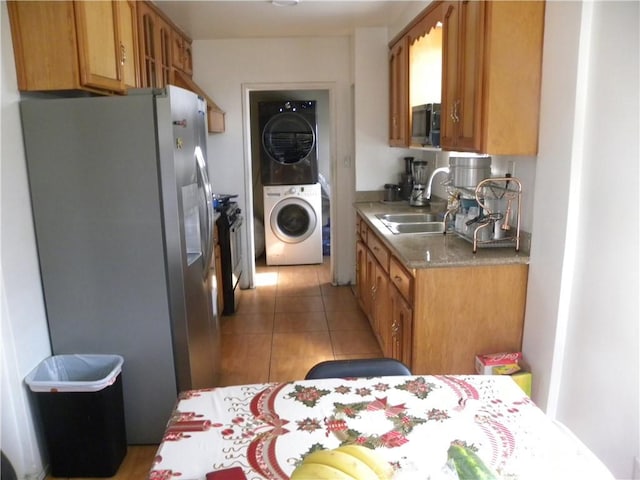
xmin=409 ymin=160 xmax=430 ymax=207
xmin=383 ymin=184 xmax=400 ymax=202
xmin=399 ymin=156 xmax=414 ymax=201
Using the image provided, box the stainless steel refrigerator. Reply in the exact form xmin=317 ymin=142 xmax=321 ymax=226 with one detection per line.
xmin=20 ymin=86 xmax=220 ymax=443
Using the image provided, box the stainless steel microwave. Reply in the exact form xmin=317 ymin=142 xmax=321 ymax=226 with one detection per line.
xmin=411 ymin=103 xmax=441 ymax=147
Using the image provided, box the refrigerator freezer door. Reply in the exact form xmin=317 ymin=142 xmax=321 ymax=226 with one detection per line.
xmin=20 ymin=86 xmax=220 ymax=443
xmin=20 ymin=94 xmax=180 ymax=443
xmin=162 ymin=86 xmax=220 ymax=391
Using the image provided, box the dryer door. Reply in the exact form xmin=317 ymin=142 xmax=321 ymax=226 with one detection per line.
xmin=270 ymin=198 xmax=317 ymax=244
xmin=262 ymin=112 xmax=315 ymax=164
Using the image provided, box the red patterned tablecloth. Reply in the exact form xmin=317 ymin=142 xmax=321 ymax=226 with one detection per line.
xmin=149 ymin=375 xmax=611 ymax=479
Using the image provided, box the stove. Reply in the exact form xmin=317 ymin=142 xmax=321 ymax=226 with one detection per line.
xmin=214 ymin=196 xmax=243 ymax=315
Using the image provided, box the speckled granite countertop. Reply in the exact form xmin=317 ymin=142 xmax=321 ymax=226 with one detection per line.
xmin=355 ymin=201 xmax=530 ymax=270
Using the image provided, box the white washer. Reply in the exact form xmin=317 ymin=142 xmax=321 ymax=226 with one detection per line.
xmin=263 ymin=183 xmax=323 ymax=266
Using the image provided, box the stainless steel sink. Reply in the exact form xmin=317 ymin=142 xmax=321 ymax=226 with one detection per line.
xmin=376 ymin=213 xmax=440 ymax=223
xmin=386 ymin=222 xmax=445 ymax=234
xmin=375 ymin=212 xmax=444 ymax=235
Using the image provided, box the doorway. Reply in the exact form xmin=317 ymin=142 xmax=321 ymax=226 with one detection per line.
xmin=241 ymin=84 xmax=336 ymax=289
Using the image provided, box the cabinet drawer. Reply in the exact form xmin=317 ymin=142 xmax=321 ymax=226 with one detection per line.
xmin=390 ymin=256 xmax=412 ymax=302
xmin=367 ymin=233 xmax=389 ymax=272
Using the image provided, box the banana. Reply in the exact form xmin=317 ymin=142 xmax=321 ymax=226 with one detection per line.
xmin=290 ymin=461 xmax=357 ymax=480
xmin=302 ymin=449 xmax=379 ymax=480
xmin=335 ymin=444 xmax=394 ymax=480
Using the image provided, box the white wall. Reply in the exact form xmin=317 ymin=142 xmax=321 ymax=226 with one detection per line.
xmin=524 ymin=2 xmax=639 ymax=478
xmin=1 ymin=3 xmax=51 ymax=478
xmin=353 ymin=28 xmax=416 ymax=191
xmin=193 ymin=36 xmax=355 ymax=284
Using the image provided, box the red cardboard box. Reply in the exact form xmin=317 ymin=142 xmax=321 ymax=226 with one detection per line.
xmin=475 ymin=352 xmax=522 ymax=375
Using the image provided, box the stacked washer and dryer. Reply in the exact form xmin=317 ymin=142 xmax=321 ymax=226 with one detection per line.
xmin=259 ymin=100 xmax=323 ymax=266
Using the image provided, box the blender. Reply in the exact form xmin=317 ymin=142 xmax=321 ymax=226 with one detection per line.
xmin=409 ymin=160 xmax=430 ymax=207
xmin=399 ymin=156 xmax=414 ymax=201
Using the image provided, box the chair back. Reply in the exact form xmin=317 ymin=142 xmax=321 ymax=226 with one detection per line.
xmin=304 ymin=358 xmax=411 ymax=380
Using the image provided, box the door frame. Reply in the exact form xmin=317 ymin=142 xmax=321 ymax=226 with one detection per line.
xmin=241 ymin=82 xmax=339 ymax=288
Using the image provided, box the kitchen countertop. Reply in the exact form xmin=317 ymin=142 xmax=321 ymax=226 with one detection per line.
xmin=355 ymin=201 xmax=530 ymax=270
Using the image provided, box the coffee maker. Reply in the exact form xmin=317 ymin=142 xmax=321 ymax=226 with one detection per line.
xmin=409 ymin=160 xmax=430 ymax=207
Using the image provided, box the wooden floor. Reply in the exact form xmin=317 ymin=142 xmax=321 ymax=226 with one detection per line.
xmin=49 ymin=257 xmax=379 ymax=479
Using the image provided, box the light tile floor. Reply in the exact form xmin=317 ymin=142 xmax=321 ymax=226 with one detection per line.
xmin=219 ymin=257 xmax=382 ymax=385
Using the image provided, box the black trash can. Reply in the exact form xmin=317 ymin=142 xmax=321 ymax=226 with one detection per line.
xmin=25 ymin=355 xmax=127 ymax=477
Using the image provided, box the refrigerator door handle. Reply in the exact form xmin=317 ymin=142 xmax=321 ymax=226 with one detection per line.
xmin=195 ymin=147 xmax=214 ymax=276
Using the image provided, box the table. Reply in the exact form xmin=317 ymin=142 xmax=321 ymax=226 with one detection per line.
xmin=149 ymin=375 xmax=611 ymax=479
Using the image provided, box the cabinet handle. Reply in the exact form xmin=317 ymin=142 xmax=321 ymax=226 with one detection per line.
xmin=453 ymin=100 xmax=460 ymax=123
xmin=391 ymin=322 xmax=399 ymax=335
xmin=394 ymin=275 xmax=402 ymax=283
xmin=120 ymin=44 xmax=126 ymax=66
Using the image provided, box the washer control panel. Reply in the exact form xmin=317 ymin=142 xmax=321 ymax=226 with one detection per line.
xmin=265 ymin=184 xmax=320 ymax=198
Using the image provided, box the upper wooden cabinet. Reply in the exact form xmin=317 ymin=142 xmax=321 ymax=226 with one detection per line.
xmin=137 ymin=1 xmax=172 ymax=89
xmin=8 ymin=0 xmax=226 ymax=132
xmin=118 ymin=0 xmax=139 ymax=89
xmin=441 ymin=0 xmax=545 ymax=155
xmin=7 ymin=0 xmax=138 ymax=93
xmin=389 ymin=2 xmax=442 ymax=147
xmin=390 ymin=0 xmax=544 ymax=155
xmin=137 ymin=1 xmax=225 ymax=133
xmin=389 ymin=36 xmax=409 ymax=147
xmin=407 ymin=4 xmax=443 ymax=118
xmin=172 ymin=31 xmax=194 ymax=76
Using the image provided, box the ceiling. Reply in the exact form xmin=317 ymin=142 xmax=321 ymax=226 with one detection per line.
xmin=154 ymin=1 xmax=427 ymax=40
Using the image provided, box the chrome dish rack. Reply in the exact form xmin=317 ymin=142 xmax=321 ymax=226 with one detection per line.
xmin=444 ymin=176 xmax=522 ymax=253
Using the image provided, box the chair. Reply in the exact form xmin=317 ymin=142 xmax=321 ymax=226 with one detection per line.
xmin=304 ymin=358 xmax=412 ymax=380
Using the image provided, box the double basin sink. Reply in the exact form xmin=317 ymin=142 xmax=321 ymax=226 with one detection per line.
xmin=375 ymin=212 xmax=445 ymax=235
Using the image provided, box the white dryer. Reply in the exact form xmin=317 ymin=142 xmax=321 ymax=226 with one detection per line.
xmin=263 ymin=183 xmax=323 ymax=265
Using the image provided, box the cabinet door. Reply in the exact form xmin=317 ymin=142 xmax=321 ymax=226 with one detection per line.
xmin=390 ymin=286 xmax=413 ymax=367
xmin=364 ymin=250 xmax=377 ymax=324
xmin=171 ymin=31 xmax=193 ymax=76
xmin=455 ymin=0 xmax=485 ymax=151
xmin=137 ymin=3 xmax=171 ymax=88
xmin=74 ymin=1 xmax=124 ymax=92
xmin=441 ymin=0 xmax=485 ymax=151
xmin=440 ymin=1 xmax=459 ymax=150
xmin=137 ymin=2 xmax=158 ymax=87
xmin=372 ymin=260 xmax=390 ymax=353
xmin=356 ymin=240 xmax=369 ymax=314
xmin=389 ymin=36 xmax=409 ymax=147
xmin=156 ymin=16 xmax=172 ymax=87
xmin=116 ymin=0 xmax=139 ymax=89
xmin=182 ymin=41 xmax=193 ymax=76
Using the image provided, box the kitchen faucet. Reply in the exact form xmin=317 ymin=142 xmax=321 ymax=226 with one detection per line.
xmin=425 ymin=166 xmax=450 ymax=200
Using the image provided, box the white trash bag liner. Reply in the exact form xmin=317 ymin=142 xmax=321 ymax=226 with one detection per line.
xmin=25 ymin=354 xmax=124 ymax=393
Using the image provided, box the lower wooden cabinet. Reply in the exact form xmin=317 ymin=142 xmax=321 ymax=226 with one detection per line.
xmin=389 ymin=286 xmax=413 ymax=367
xmin=356 ymin=215 xmax=411 ymax=365
xmin=371 ymin=256 xmax=390 ymax=354
xmin=355 ymin=213 xmax=528 ymax=374
xmin=411 ymin=263 xmax=527 ymax=374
